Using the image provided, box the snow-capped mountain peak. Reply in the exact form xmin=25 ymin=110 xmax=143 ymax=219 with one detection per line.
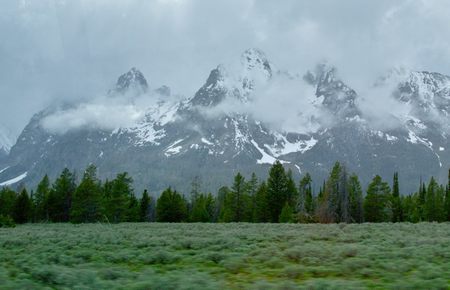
xmin=304 ymin=63 xmax=359 ymax=118
xmin=240 ymin=48 xmax=272 ymax=78
xmin=114 ymin=67 xmax=148 ymax=94
xmin=189 ymin=65 xmax=230 ymax=107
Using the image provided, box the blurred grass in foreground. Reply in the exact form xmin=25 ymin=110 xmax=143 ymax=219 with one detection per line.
xmin=1 ymin=223 xmax=449 ymax=289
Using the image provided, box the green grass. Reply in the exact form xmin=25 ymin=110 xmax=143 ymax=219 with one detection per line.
xmin=1 ymin=223 xmax=450 ymax=289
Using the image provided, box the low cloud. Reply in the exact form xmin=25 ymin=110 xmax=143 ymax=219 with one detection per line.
xmin=2 ymin=0 xmax=450 ymax=137
xmin=249 ymin=76 xmax=324 ymax=133
xmin=41 ymin=98 xmax=144 ymax=134
xmin=199 ymin=72 xmax=330 ymax=134
xmin=40 ymin=89 xmax=182 ymax=134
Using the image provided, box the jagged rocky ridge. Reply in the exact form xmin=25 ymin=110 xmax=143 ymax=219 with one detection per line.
xmin=0 ymin=49 xmax=448 ymax=193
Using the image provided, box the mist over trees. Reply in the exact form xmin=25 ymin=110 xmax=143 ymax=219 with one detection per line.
xmin=1 ymin=161 xmax=449 ymax=226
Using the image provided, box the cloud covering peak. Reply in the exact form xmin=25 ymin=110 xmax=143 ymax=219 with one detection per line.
xmin=2 ymin=0 xmax=450 ymax=136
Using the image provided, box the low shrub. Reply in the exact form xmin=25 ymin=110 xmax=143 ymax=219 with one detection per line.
xmin=0 ymin=215 xmax=15 ymax=228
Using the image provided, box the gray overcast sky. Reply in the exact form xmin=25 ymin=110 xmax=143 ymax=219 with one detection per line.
xmin=1 ymin=0 xmax=450 ymax=136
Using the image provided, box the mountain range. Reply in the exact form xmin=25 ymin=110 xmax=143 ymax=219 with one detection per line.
xmin=0 ymin=49 xmax=448 ymax=193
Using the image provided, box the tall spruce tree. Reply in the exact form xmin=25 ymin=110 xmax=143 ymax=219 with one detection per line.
xmin=70 ymin=165 xmax=103 ymax=223
xmin=13 ymin=189 xmax=32 ymax=224
xmin=279 ymin=202 xmax=294 ymax=223
xmin=0 ymin=187 xmax=17 ymax=218
xmin=139 ymin=189 xmax=151 ymax=222
xmin=253 ymin=182 xmax=269 ymax=222
xmin=267 ymin=161 xmax=288 ymax=223
xmin=364 ymin=175 xmax=392 ymax=222
xmin=286 ymin=169 xmax=298 ymax=206
xmin=319 ymin=162 xmax=351 ymax=223
xmin=247 ymin=173 xmax=259 ymax=218
xmin=391 ymin=172 xmax=403 ymax=222
xmin=337 ymin=165 xmax=350 ymax=222
xmin=298 ymin=173 xmax=313 ymax=215
xmin=127 ymin=193 xmax=140 ymax=222
xmin=418 ymin=180 xmax=427 ymax=221
xmin=297 ymin=173 xmax=315 ymax=222
xmin=348 ymin=174 xmax=363 ymax=223
xmin=221 ymin=173 xmax=250 ymax=222
xmin=34 ymin=175 xmax=50 ymax=221
xmin=189 ymin=176 xmax=202 ymax=216
xmin=217 ymin=186 xmax=230 ymax=222
xmin=50 ymin=168 xmax=76 ymax=222
xmin=156 ymin=188 xmax=187 ymax=222
xmin=424 ymin=177 xmax=445 ymax=222
xmin=190 ymin=193 xmax=215 ymax=222
xmin=105 ymin=172 xmax=134 ymax=223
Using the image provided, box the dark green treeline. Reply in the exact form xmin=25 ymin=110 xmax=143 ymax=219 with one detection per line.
xmin=1 ymin=162 xmax=449 ymax=226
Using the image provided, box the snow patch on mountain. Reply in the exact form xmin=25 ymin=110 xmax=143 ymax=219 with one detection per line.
xmin=164 ymin=139 xmax=184 ymax=157
xmin=201 ymin=138 xmax=214 ymax=146
xmin=125 ymin=101 xmax=179 ymax=146
xmin=0 ymin=172 xmax=27 ymax=187
xmin=266 ymin=134 xmax=318 ymax=156
xmin=251 ymin=140 xmax=287 ymax=165
xmin=231 ymin=117 xmax=250 ymax=151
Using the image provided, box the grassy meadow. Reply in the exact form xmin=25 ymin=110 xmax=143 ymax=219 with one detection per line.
xmin=1 ymin=223 xmax=449 ymax=289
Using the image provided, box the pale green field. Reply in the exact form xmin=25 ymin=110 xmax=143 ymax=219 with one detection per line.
xmin=1 ymin=223 xmax=449 ymax=289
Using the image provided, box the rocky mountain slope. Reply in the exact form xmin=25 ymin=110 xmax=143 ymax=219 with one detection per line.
xmin=0 ymin=49 xmax=448 ymax=193
xmin=0 ymin=125 xmax=14 ymax=164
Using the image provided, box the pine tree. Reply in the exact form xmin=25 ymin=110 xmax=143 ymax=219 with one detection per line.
xmin=321 ymin=162 xmax=342 ymax=223
xmin=34 ymin=175 xmax=50 ymax=221
xmin=247 ymin=173 xmax=259 ymax=219
xmin=189 ymin=176 xmax=202 ymax=216
xmin=279 ymin=203 xmax=294 ymax=223
xmin=424 ymin=177 xmax=445 ymax=222
xmin=70 ymin=165 xmax=103 ymax=223
xmin=221 ymin=173 xmax=249 ymax=222
xmin=318 ymin=180 xmax=326 ymax=201
xmin=253 ymin=182 xmax=269 ymax=222
xmin=391 ymin=172 xmax=403 ymax=222
xmin=0 ymin=187 xmax=17 ymax=218
xmin=156 ymin=188 xmax=187 ymax=222
xmin=436 ymin=185 xmax=446 ymax=222
xmin=267 ymin=161 xmax=288 ymax=223
xmin=139 ymin=189 xmax=151 ymax=222
xmin=105 ymin=172 xmax=134 ymax=223
xmin=418 ymin=180 xmax=427 ymax=221
xmin=337 ymin=165 xmax=350 ymax=222
xmin=297 ymin=173 xmax=314 ymax=222
xmin=217 ymin=186 xmax=230 ymax=222
xmin=348 ymin=174 xmax=363 ymax=223
xmin=364 ymin=175 xmax=392 ymax=222
xmin=190 ymin=193 xmax=214 ymax=222
xmin=401 ymin=194 xmax=418 ymax=223
xmin=319 ymin=162 xmax=351 ymax=223
xmin=50 ymin=168 xmax=76 ymax=222
xmin=127 ymin=193 xmax=140 ymax=222
xmin=13 ymin=189 xmax=32 ymax=224
xmin=286 ymin=169 xmax=298 ymax=206
xmin=247 ymin=173 xmax=259 ymax=196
